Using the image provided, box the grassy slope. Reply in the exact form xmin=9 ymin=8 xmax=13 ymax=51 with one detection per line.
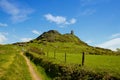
xmin=24 ymin=42 xmax=120 ymax=78
xmin=0 ymin=45 xmax=32 ymax=80
xmin=0 ymin=45 xmax=15 ymax=78
xmin=27 ymin=42 xmax=89 ymax=54
xmin=26 ymin=41 xmax=117 ymax=55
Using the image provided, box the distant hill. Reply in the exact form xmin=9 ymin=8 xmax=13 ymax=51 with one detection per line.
xmin=35 ymin=30 xmax=88 ymax=45
xmin=13 ymin=30 xmax=119 ymax=55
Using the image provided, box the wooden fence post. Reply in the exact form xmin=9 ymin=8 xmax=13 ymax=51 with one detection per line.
xmin=65 ymin=52 xmax=66 ymax=63
xmin=47 ymin=51 xmax=49 ymax=57
xmin=82 ymin=52 xmax=85 ymax=66
xmin=54 ymin=50 xmax=56 ymax=59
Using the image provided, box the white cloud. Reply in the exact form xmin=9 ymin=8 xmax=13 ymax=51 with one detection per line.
xmin=69 ymin=18 xmax=76 ymax=24
xmin=0 ymin=0 xmax=33 ymax=23
xmin=44 ymin=14 xmax=66 ymax=24
xmin=32 ymin=30 xmax=41 ymax=35
xmin=111 ymin=33 xmax=120 ymax=38
xmin=0 ymin=33 xmax=7 ymax=44
xmin=96 ymin=38 xmax=120 ymax=51
xmin=0 ymin=23 xmax=8 ymax=27
xmin=21 ymin=38 xmax=32 ymax=42
xmin=80 ymin=9 xmax=96 ymax=16
xmin=44 ymin=14 xmax=76 ymax=25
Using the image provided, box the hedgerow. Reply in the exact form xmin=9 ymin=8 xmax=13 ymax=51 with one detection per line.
xmin=24 ymin=51 xmax=120 ymax=80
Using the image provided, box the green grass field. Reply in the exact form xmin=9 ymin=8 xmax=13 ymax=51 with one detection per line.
xmin=43 ymin=52 xmax=120 ymax=78
xmin=85 ymin=55 xmax=120 ymax=78
xmin=0 ymin=45 xmax=32 ymax=80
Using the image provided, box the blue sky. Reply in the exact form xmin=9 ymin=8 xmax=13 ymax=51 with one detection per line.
xmin=0 ymin=0 xmax=120 ymax=50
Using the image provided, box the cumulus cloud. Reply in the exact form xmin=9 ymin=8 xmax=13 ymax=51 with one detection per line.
xmin=0 ymin=0 xmax=34 ymax=23
xmin=0 ymin=33 xmax=7 ymax=44
xmin=21 ymin=38 xmax=32 ymax=42
xmin=0 ymin=23 xmax=8 ymax=27
xmin=44 ymin=14 xmax=66 ymax=24
xmin=32 ymin=30 xmax=41 ymax=35
xmin=44 ymin=14 xmax=76 ymax=25
xmin=96 ymin=38 xmax=120 ymax=51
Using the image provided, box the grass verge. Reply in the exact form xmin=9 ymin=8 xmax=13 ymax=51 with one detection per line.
xmin=0 ymin=45 xmax=32 ymax=80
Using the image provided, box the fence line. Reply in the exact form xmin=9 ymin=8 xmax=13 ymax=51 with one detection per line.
xmin=45 ymin=51 xmax=85 ymax=65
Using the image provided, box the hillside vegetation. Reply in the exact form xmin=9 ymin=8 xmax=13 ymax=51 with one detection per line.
xmin=0 ymin=45 xmax=32 ymax=80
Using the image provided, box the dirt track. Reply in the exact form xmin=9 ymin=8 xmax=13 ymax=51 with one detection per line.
xmin=21 ymin=52 xmax=41 ymax=80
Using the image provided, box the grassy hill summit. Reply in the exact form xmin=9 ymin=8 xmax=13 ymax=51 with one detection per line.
xmin=35 ymin=30 xmax=88 ymax=45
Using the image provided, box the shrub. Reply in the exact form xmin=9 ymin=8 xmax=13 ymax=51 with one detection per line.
xmin=28 ymin=47 xmax=45 ymax=55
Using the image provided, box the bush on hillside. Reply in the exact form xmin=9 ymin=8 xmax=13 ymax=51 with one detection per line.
xmin=28 ymin=47 xmax=45 ymax=55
